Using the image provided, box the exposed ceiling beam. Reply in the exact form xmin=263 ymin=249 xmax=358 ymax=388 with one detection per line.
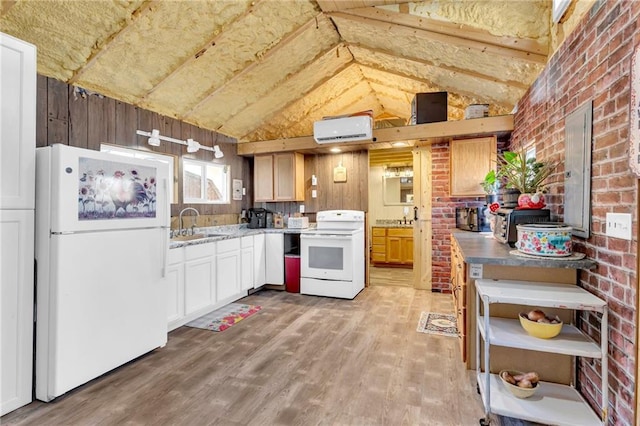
xmin=237 ymin=114 xmax=514 ymax=155
xmin=316 ymin=0 xmax=408 ymax=13
xmin=182 ymin=12 xmax=324 ymax=120
xmin=139 ymin=0 xmax=266 ymax=103
xmin=347 ymin=43 xmax=530 ymax=91
xmin=341 ymin=6 xmax=548 ymax=57
xmin=329 ymin=11 xmax=547 ymax=64
xmin=68 ymin=0 xmax=157 ymax=85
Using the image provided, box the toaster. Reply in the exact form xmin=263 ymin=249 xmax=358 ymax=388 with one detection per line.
xmin=493 ymin=208 xmax=551 ymax=244
xmin=287 ymin=216 xmax=309 ymax=229
xmin=456 ymin=207 xmax=490 ymax=232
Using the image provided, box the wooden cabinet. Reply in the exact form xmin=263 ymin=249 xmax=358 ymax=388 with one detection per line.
xmin=450 ymin=236 xmax=467 ymax=362
xmin=371 ymin=227 xmax=413 ymax=267
xmin=254 ymin=153 xmax=304 ymax=202
xmin=449 ymin=136 xmax=496 ymax=196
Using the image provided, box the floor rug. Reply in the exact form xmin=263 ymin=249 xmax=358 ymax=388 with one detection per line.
xmin=416 ymin=312 xmax=458 ymax=337
xmin=186 ymin=303 xmax=262 ymax=332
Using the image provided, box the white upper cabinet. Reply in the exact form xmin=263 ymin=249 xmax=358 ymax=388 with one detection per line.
xmin=0 ymin=33 xmax=36 ymax=210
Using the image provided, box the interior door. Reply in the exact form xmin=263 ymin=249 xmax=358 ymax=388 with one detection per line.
xmin=412 ymin=145 xmax=432 ymax=290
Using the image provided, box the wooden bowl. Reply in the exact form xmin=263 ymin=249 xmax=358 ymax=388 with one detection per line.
xmin=499 ymin=370 xmax=539 ymax=399
xmin=519 ymin=312 xmax=563 ymax=339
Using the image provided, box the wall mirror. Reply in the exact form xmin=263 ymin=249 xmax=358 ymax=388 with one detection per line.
xmin=383 ymin=169 xmax=413 ymax=205
xmin=182 ymin=158 xmax=230 ymax=204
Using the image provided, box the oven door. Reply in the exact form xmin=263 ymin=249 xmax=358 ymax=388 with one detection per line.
xmin=300 ymin=233 xmax=353 ymax=281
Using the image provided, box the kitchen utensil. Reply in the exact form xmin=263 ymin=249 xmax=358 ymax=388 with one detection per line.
xmin=516 ymin=223 xmax=573 ymax=256
xmin=499 ymin=370 xmax=539 ymax=398
xmin=519 ymin=312 xmax=563 ymax=339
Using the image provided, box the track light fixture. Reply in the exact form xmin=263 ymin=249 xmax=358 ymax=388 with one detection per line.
xmin=136 ymin=129 xmax=224 ymax=160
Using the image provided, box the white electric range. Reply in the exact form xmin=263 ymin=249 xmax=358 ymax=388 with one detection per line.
xmin=300 ymin=210 xmax=365 ymax=299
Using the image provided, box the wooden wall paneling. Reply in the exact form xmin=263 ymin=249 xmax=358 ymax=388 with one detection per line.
xmin=358 ymin=150 xmax=368 ymax=211
xmin=87 ymin=94 xmax=115 ymax=151
xmin=68 ymin=85 xmax=88 ymax=149
xmin=304 ymin=155 xmax=317 ymax=213
xmin=46 ymin=78 xmax=68 ymax=145
xmin=36 ymin=75 xmax=48 ymax=147
xmin=137 ymin=108 xmax=154 ymax=150
xmin=114 ymin=101 xmax=137 ymax=147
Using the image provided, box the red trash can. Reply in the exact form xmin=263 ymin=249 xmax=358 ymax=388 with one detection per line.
xmin=285 ymin=254 xmax=300 ymax=293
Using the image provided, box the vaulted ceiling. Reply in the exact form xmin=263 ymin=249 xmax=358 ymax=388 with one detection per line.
xmin=1 ymin=0 xmax=557 ymax=145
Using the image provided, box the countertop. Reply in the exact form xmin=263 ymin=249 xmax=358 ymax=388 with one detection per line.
xmin=452 ymin=230 xmax=597 ymax=270
xmin=170 ymin=224 xmax=314 ymax=249
xmin=373 ymin=220 xmax=413 ymax=228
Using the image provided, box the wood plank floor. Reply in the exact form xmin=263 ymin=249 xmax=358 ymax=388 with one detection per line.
xmin=3 ymin=281 xmax=492 ymax=425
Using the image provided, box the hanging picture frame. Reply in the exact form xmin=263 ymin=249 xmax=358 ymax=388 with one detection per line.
xmin=630 ymin=45 xmax=640 ymax=177
xmin=333 ymin=164 xmax=347 ymax=182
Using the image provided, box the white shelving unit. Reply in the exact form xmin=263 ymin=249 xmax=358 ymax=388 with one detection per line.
xmin=475 ymin=279 xmax=607 ymax=426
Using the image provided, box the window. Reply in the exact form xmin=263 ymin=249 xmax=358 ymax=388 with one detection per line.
xmin=183 ymin=158 xmax=230 ymax=204
xmin=100 ymin=144 xmax=176 ymax=203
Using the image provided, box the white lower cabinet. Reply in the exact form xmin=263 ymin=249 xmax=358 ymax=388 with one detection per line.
xmin=265 ymin=233 xmax=284 ymax=284
xmin=253 ymin=233 xmax=266 ymax=288
xmin=184 ymin=243 xmax=216 ymax=315
xmin=1 ymin=210 xmax=34 ymax=416
xmin=240 ymin=236 xmax=254 ymax=291
xmin=216 ymin=238 xmax=241 ymax=302
xmin=475 ymin=279 xmax=607 ymax=426
xmin=166 ymin=247 xmax=185 ymax=325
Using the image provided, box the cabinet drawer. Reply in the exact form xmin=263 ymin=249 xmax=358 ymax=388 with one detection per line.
xmin=371 ymin=253 xmax=386 ymax=262
xmin=372 ymin=244 xmax=385 ymax=254
xmin=372 ymin=236 xmax=386 ymax=245
xmin=185 ymin=242 xmax=215 ymax=260
xmin=168 ymin=247 xmax=185 ymax=265
xmin=372 ymin=228 xmax=386 ymax=237
xmin=241 ymin=236 xmax=253 ymax=248
xmin=217 ymin=237 xmax=240 ymax=253
xmin=387 ymin=228 xmax=412 ymax=237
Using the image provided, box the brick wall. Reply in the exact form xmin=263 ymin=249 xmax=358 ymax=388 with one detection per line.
xmin=510 ymin=1 xmax=640 ymax=424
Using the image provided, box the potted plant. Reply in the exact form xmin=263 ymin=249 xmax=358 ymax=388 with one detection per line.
xmin=497 ymin=150 xmax=556 ymax=209
xmin=480 ymin=170 xmax=500 ymax=205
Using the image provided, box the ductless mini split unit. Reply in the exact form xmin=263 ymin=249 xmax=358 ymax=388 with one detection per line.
xmin=313 ymin=115 xmax=373 ymax=144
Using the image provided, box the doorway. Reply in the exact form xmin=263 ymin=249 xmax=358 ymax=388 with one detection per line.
xmin=367 ymin=145 xmax=432 ymax=290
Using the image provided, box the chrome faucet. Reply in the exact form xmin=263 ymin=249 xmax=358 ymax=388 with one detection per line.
xmin=178 ymin=207 xmax=200 ymax=236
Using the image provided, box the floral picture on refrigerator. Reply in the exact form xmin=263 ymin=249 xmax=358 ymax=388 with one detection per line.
xmin=78 ymin=157 xmax=157 ymax=220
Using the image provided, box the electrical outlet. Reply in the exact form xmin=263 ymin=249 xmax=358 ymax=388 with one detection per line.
xmin=606 ymin=213 xmax=632 ymax=240
xmin=299 ymin=205 xmax=305 ymax=214
xmin=312 ymin=189 xmax=317 ymax=198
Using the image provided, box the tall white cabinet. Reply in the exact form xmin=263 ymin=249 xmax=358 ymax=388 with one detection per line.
xmin=0 ymin=32 xmax=37 ymax=416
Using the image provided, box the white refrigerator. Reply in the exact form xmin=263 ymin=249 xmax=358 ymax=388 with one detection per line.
xmin=35 ymin=144 xmax=169 ymax=402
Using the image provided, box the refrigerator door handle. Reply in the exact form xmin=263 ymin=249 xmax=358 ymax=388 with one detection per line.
xmin=161 ymin=177 xmax=168 ymax=278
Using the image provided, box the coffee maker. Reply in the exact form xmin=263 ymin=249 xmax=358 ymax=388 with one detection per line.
xmin=247 ymin=208 xmax=272 ymax=229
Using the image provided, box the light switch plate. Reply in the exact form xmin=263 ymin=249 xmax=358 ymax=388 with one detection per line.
xmin=299 ymin=205 xmax=305 ymax=213
xmin=606 ymin=212 xmax=632 ymax=240
xmin=312 ymin=189 xmax=317 ymax=198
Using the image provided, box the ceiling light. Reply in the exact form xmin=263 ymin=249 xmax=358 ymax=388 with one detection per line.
xmin=213 ymin=145 xmax=224 ymax=159
xmin=330 ymin=147 xmax=341 ymax=153
xmin=392 ymin=141 xmax=408 ymax=147
xmin=148 ymin=128 xmax=160 ymax=146
xmin=186 ymin=138 xmax=200 ymax=153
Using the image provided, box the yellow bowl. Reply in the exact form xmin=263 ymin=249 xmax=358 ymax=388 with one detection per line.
xmin=499 ymin=370 xmax=539 ymax=399
xmin=519 ymin=313 xmax=563 ymax=339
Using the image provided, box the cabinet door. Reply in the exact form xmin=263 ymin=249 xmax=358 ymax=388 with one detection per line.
xmin=0 ymin=34 xmax=36 ymax=210
xmin=403 ymin=237 xmax=414 ymax=264
xmin=265 ymin=233 xmax=284 ymax=284
xmin=240 ymin=236 xmax=254 ymax=291
xmin=253 ymin=233 xmax=266 ymax=288
xmin=386 ymin=237 xmax=402 ymax=263
xmin=254 ymin=155 xmax=274 ymax=202
xmin=166 ymin=247 xmax=185 ymax=327
xmin=1 ymin=210 xmax=34 ymax=415
xmin=217 ymin=251 xmax=240 ymax=301
xmin=184 ymin=244 xmax=215 ymax=315
xmin=274 ymin=153 xmax=304 ymax=201
xmin=450 ymin=136 xmax=496 ymax=196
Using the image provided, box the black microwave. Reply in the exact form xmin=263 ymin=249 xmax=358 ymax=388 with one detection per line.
xmin=455 ymin=207 xmax=490 ymax=232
